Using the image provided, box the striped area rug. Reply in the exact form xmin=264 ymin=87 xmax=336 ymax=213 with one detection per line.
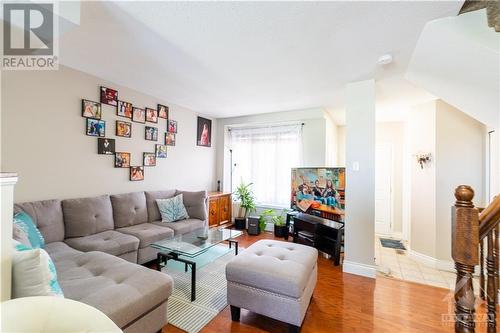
xmin=162 ymin=245 xmax=236 ymax=333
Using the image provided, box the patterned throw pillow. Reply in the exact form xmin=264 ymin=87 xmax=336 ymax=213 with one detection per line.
xmin=12 ymin=241 xmax=64 ymax=298
xmin=156 ymin=194 xmax=190 ymax=223
xmin=13 ymin=211 xmax=45 ymax=249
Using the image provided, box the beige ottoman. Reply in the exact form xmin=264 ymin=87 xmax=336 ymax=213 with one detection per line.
xmin=226 ymin=239 xmax=318 ymax=332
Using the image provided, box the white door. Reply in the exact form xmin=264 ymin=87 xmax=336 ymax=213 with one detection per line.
xmin=375 ymin=144 xmax=393 ymax=235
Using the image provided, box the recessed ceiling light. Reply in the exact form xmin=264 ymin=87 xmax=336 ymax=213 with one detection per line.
xmin=377 ymin=54 xmax=393 ymax=65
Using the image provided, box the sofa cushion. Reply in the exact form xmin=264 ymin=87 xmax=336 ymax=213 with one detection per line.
xmin=175 ymin=190 xmax=207 ymax=221
xmin=52 ymin=250 xmax=173 ymax=329
xmin=14 ymin=199 xmax=64 ymax=243
xmin=45 ymin=242 xmax=82 ymax=262
xmin=62 ymin=195 xmax=114 ymax=238
xmin=226 ymin=240 xmax=318 ymax=298
xmin=116 ymin=223 xmax=174 ymax=248
xmin=145 ymin=190 xmax=177 ymax=222
xmin=152 ymin=218 xmax=205 ymax=235
xmin=64 ymin=231 xmax=139 ymax=258
xmin=110 ymin=192 xmax=148 ymax=228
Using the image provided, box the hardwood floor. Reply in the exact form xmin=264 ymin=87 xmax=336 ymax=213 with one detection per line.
xmin=162 ymin=231 xmax=493 ymax=333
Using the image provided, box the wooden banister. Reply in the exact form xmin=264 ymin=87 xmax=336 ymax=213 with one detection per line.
xmin=453 ymin=185 xmax=500 ymax=333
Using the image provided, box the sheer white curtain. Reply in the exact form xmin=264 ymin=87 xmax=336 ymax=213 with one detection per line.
xmin=230 ymin=124 xmax=303 ymax=207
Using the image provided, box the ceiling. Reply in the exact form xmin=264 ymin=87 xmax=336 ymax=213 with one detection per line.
xmin=58 ymin=1 xmax=462 ymax=118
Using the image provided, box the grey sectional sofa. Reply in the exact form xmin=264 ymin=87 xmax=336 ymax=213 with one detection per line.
xmin=14 ymin=189 xmax=208 ymax=333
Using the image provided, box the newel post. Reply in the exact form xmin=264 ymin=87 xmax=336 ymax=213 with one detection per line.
xmin=452 ymin=185 xmax=479 ymax=333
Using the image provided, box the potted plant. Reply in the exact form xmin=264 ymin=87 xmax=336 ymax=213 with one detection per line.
xmin=233 ymin=181 xmax=256 ymax=230
xmin=271 ymin=211 xmax=287 ymax=238
xmin=258 ymin=209 xmax=274 ymax=234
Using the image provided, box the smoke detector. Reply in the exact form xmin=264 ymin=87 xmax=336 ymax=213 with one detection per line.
xmin=377 ymin=54 xmax=393 ymax=65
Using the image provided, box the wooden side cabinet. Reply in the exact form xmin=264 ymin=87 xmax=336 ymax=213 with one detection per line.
xmin=208 ymin=192 xmax=232 ymax=228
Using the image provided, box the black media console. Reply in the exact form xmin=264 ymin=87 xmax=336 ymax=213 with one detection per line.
xmin=286 ymin=212 xmax=344 ymax=266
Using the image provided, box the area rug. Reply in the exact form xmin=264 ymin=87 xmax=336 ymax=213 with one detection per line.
xmin=162 ymin=245 xmax=237 ymax=333
xmin=380 ymin=238 xmax=406 ymax=250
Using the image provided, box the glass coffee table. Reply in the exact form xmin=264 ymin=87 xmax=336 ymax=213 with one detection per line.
xmin=151 ymin=227 xmax=242 ymax=301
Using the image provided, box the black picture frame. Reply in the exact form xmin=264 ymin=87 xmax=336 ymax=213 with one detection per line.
xmin=86 ymin=118 xmax=105 ymax=137
xmin=132 ymin=107 xmax=146 ymax=123
xmin=196 ymin=116 xmax=212 ymax=147
xmin=146 ymin=107 xmax=158 ymax=123
xmin=82 ymin=99 xmax=102 ymax=119
xmin=116 ymin=120 xmax=132 ymax=138
xmin=155 ymin=144 xmax=167 ymax=158
xmin=100 ymin=86 xmax=118 ymax=106
xmin=97 ymin=138 xmax=115 ymax=155
xmin=117 ymin=100 xmax=133 ymax=119
xmin=143 ymin=152 xmax=156 ymax=167
xmin=165 ymin=132 xmax=176 ymax=146
xmin=167 ymin=119 xmax=177 ymax=133
xmin=130 ymin=166 xmax=144 ymax=181
xmin=145 ymin=126 xmax=158 ymax=141
xmin=115 ymin=152 xmax=131 ymax=168
xmin=158 ymin=104 xmax=169 ymax=120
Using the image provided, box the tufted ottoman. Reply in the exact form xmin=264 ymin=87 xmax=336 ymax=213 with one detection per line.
xmin=226 ymin=239 xmax=318 ymax=332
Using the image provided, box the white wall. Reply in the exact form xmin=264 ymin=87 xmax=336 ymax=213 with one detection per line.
xmin=1 ymin=66 xmax=217 ymax=202
xmin=408 ymin=100 xmax=486 ymax=265
xmin=409 ymin=101 xmax=437 ymax=258
xmin=435 ymin=100 xmax=485 ymax=262
xmin=215 ymin=108 xmax=328 ymax=192
xmin=343 ymin=79 xmax=376 ymax=278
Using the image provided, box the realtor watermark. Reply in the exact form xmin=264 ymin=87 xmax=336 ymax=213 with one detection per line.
xmin=2 ymin=2 xmax=59 ymax=70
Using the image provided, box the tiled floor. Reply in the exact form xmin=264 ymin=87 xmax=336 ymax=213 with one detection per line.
xmin=375 ymin=236 xmax=462 ymax=290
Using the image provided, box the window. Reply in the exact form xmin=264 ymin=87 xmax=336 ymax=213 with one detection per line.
xmin=229 ymin=124 xmax=303 ymax=207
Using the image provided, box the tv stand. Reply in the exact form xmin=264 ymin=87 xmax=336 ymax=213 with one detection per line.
xmin=286 ymin=212 xmax=344 ymax=265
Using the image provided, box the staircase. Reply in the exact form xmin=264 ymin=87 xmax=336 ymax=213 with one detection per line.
xmin=452 ymin=185 xmax=500 ymax=332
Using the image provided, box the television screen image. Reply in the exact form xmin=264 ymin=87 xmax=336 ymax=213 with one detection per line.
xmin=291 ymin=167 xmax=345 ymax=217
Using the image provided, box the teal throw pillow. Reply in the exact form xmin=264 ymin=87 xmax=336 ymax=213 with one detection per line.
xmin=156 ymin=194 xmax=190 ymax=223
xmin=13 ymin=211 xmax=45 ymax=249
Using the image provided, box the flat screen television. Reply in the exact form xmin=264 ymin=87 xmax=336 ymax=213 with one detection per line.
xmin=291 ymin=167 xmax=345 ymax=220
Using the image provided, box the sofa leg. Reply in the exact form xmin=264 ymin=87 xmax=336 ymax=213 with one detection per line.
xmin=288 ymin=324 xmax=301 ymax=333
xmin=230 ymin=305 xmax=240 ymax=321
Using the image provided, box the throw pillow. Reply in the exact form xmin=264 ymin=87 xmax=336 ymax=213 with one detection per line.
xmin=156 ymin=194 xmax=189 ymax=223
xmin=13 ymin=211 xmax=45 ymax=249
xmin=13 ymin=223 xmax=31 ymax=248
xmin=12 ymin=241 xmax=64 ymax=298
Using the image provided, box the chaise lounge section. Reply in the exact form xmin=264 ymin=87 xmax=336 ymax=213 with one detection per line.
xmin=13 ymin=189 xmax=208 ymax=333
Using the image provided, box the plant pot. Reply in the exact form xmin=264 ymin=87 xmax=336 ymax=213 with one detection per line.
xmin=234 ymin=217 xmax=246 ymax=230
xmin=274 ymin=225 xmax=287 ymax=238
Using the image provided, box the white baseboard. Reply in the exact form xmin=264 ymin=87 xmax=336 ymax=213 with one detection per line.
xmin=408 ymin=249 xmax=456 ymax=273
xmin=343 ymin=260 xmax=377 ymax=279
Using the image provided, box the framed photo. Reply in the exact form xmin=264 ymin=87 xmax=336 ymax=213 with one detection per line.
xmin=100 ymin=86 xmax=118 ymax=106
xmin=82 ymin=99 xmax=102 ymax=119
xmin=117 ymin=100 xmax=133 ymax=119
xmin=116 ymin=120 xmax=132 ymax=138
xmin=155 ymin=144 xmax=167 ymax=158
xmin=158 ymin=104 xmax=168 ymax=119
xmin=115 ymin=152 xmax=130 ymax=168
xmin=168 ymin=119 xmax=177 ymax=133
xmin=146 ymin=107 xmax=158 ymax=123
xmin=130 ymin=166 xmax=144 ymax=181
xmin=86 ymin=119 xmax=105 ymax=137
xmin=197 ymin=116 xmax=212 ymax=147
xmin=145 ymin=126 xmax=158 ymax=141
xmin=97 ymin=138 xmax=115 ymax=155
xmin=132 ymin=107 xmax=146 ymax=123
xmin=143 ymin=152 xmax=156 ymax=167
xmin=165 ymin=132 xmax=176 ymax=146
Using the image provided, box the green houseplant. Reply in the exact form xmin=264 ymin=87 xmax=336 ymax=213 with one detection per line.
xmin=258 ymin=209 xmax=288 ymax=237
xmin=233 ymin=181 xmax=256 ymax=230
xmin=258 ymin=209 xmax=274 ymax=234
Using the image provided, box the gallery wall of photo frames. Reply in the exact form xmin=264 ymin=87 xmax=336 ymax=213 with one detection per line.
xmin=82 ymin=86 xmax=181 ymax=181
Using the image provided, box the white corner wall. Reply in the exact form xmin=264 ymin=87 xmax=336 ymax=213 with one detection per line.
xmin=343 ymin=79 xmax=376 ymax=278
xmin=1 ymin=66 xmax=217 ymax=202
